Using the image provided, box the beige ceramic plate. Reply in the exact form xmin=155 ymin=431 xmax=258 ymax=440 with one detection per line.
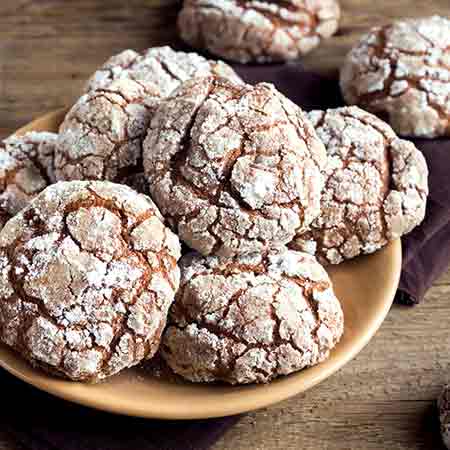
xmin=0 ymin=110 xmax=402 ymax=419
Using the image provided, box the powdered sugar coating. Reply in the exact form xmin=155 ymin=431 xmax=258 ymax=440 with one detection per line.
xmin=340 ymin=16 xmax=450 ymax=137
xmin=55 ymin=78 xmax=153 ymax=185
xmin=0 ymin=132 xmax=58 ymax=230
xmin=84 ymin=46 xmax=243 ymax=93
xmin=0 ymin=181 xmax=181 ymax=382
xmin=178 ymin=0 xmax=340 ymax=63
xmin=56 ymin=47 xmax=243 ymax=186
xmin=439 ymin=385 xmax=450 ymax=449
xmin=291 ymin=107 xmax=428 ymax=265
xmin=143 ymin=76 xmax=327 ymax=257
xmin=161 ymin=248 xmax=344 ymax=384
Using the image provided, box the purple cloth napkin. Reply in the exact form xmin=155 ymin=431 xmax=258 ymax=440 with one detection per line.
xmin=4 ymin=63 xmax=449 ymax=450
xmin=394 ymin=138 xmax=450 ymax=305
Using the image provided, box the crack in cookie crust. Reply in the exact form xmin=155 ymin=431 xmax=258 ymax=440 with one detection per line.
xmin=143 ymin=76 xmax=327 ymax=257
xmin=290 ymin=106 xmax=428 ymax=265
xmin=0 ymin=181 xmax=181 ymax=382
xmin=0 ymin=132 xmax=58 ymax=230
xmin=340 ymin=15 xmax=450 ymax=138
xmin=161 ymin=248 xmax=344 ymax=384
xmin=178 ymin=0 xmax=340 ymax=63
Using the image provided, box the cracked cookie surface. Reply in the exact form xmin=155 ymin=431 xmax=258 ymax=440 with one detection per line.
xmin=291 ymin=107 xmax=428 ymax=265
xmin=178 ymin=0 xmax=340 ymax=63
xmin=340 ymin=15 xmax=450 ymax=138
xmin=0 ymin=181 xmax=181 ymax=382
xmin=84 ymin=46 xmax=243 ymax=93
xmin=55 ymin=78 xmax=153 ymax=184
xmin=161 ymin=248 xmax=344 ymax=384
xmin=143 ymin=76 xmax=327 ymax=257
xmin=56 ymin=47 xmax=243 ymax=185
xmin=0 ymin=132 xmax=58 ymax=230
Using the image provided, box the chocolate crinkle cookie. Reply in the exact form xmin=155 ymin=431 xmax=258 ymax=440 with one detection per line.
xmin=0 ymin=131 xmax=57 ymax=229
xmin=0 ymin=181 xmax=181 ymax=382
xmin=143 ymin=76 xmax=327 ymax=257
xmin=161 ymin=248 xmax=344 ymax=384
xmin=178 ymin=0 xmax=341 ymax=63
xmin=55 ymin=78 xmax=152 ymax=185
xmin=439 ymin=385 xmax=450 ymax=449
xmin=340 ymin=15 xmax=450 ymax=138
xmin=56 ymin=47 xmax=242 ymax=186
xmin=84 ymin=46 xmax=243 ymax=93
xmin=291 ymin=107 xmax=428 ymax=265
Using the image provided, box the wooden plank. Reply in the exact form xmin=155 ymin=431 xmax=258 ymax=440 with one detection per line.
xmin=0 ymin=0 xmax=181 ymax=139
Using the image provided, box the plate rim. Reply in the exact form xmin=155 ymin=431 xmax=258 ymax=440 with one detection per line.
xmin=0 ymin=110 xmax=402 ymax=420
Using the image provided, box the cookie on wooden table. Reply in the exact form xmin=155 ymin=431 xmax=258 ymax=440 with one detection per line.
xmin=0 ymin=181 xmax=181 ymax=382
xmin=0 ymin=131 xmax=57 ymax=229
xmin=340 ymin=16 xmax=450 ymax=138
xmin=161 ymin=248 xmax=344 ymax=385
xmin=178 ymin=0 xmax=341 ymax=63
xmin=291 ymin=107 xmax=428 ymax=265
xmin=143 ymin=76 xmax=327 ymax=257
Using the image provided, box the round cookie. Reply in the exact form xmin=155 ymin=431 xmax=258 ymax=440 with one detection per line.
xmin=340 ymin=15 xmax=450 ymax=138
xmin=0 ymin=132 xmax=58 ymax=229
xmin=439 ymin=385 xmax=450 ymax=449
xmin=0 ymin=181 xmax=181 ymax=382
xmin=143 ymin=76 xmax=327 ymax=257
xmin=291 ymin=107 xmax=428 ymax=265
xmin=56 ymin=47 xmax=243 ymax=185
xmin=55 ymin=78 xmax=151 ymax=184
xmin=178 ymin=0 xmax=341 ymax=63
xmin=84 ymin=46 xmax=243 ymax=93
xmin=161 ymin=248 xmax=344 ymax=385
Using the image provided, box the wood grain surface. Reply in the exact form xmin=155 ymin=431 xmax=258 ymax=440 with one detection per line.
xmin=0 ymin=1 xmax=449 ymax=449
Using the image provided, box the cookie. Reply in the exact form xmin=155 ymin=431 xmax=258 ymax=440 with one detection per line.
xmin=178 ymin=0 xmax=341 ymax=63
xmin=0 ymin=181 xmax=181 ymax=382
xmin=84 ymin=46 xmax=243 ymax=93
xmin=291 ymin=107 xmax=428 ymax=265
xmin=143 ymin=76 xmax=327 ymax=257
xmin=56 ymin=47 xmax=243 ymax=185
xmin=340 ymin=15 xmax=450 ymax=138
xmin=55 ymin=78 xmax=151 ymax=184
xmin=439 ymin=385 xmax=450 ymax=449
xmin=0 ymin=132 xmax=58 ymax=229
xmin=161 ymin=248 xmax=344 ymax=385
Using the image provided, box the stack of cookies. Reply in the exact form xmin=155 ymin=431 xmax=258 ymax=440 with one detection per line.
xmin=0 ymin=4 xmax=437 ymax=385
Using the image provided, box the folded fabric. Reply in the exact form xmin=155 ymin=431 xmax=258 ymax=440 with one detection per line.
xmin=395 ymin=139 xmax=450 ymax=305
xmin=4 ymin=63 xmax=449 ymax=450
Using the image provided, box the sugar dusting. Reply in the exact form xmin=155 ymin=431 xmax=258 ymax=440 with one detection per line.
xmin=0 ymin=181 xmax=181 ymax=382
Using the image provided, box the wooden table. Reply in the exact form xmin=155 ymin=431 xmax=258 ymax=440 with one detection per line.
xmin=0 ymin=1 xmax=449 ymax=449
